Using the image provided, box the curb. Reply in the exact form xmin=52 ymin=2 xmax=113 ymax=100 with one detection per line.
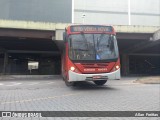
xmin=133 ymin=77 xmax=160 ymax=84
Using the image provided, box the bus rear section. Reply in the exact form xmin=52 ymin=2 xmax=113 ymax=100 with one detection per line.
xmin=62 ymin=25 xmax=120 ymax=86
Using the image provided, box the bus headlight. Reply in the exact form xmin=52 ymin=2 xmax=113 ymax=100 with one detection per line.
xmin=70 ymin=66 xmax=75 ymax=71
xmin=116 ymin=65 xmax=119 ymax=69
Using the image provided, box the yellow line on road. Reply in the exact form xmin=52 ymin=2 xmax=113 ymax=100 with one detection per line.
xmin=0 ymin=93 xmax=80 ymax=105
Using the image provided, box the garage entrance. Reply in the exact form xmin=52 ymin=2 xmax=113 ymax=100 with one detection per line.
xmin=129 ymin=55 xmax=160 ymax=75
xmin=0 ymin=53 xmax=61 ymax=75
xmin=0 ymin=30 xmax=62 ymax=75
xmin=118 ymin=32 xmax=160 ymax=76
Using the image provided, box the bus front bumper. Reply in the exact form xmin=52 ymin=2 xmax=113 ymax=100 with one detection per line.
xmin=68 ymin=69 xmax=120 ymax=82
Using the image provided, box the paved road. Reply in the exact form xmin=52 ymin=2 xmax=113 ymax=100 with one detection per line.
xmin=0 ymin=76 xmax=159 ymax=120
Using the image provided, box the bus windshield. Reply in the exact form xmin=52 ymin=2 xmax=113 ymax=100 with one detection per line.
xmin=68 ymin=33 xmax=119 ymax=61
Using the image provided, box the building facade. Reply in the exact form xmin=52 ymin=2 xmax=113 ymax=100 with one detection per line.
xmin=74 ymin=0 xmax=160 ymax=26
xmin=0 ymin=0 xmax=159 ymax=26
xmin=0 ymin=0 xmax=72 ymax=23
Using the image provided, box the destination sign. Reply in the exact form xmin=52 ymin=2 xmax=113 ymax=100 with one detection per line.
xmin=70 ymin=25 xmax=113 ymax=32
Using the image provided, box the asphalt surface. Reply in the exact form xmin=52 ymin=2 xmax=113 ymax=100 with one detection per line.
xmin=0 ymin=75 xmax=159 ymax=120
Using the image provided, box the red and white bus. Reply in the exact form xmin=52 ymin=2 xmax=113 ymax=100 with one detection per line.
xmin=62 ymin=25 xmax=120 ymax=86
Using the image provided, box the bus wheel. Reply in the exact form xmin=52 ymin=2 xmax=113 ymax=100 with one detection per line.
xmin=93 ymin=80 xmax=107 ymax=85
xmin=65 ymin=80 xmax=75 ymax=86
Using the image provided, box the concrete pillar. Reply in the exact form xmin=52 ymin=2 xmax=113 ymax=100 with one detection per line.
xmin=121 ymin=54 xmax=129 ymax=76
xmin=3 ymin=52 xmax=8 ymax=75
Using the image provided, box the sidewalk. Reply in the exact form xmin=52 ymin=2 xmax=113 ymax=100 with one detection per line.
xmin=134 ymin=76 xmax=160 ymax=84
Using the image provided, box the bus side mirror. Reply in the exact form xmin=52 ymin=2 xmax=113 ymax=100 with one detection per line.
xmin=63 ymin=32 xmax=67 ymax=42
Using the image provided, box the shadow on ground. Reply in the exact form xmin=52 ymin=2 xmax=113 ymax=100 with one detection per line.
xmin=70 ymin=81 xmax=118 ymax=91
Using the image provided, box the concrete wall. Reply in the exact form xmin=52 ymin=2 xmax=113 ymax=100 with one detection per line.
xmin=0 ymin=0 xmax=72 ymax=23
xmin=0 ymin=0 xmax=159 ymax=26
xmin=74 ymin=0 xmax=160 ymax=26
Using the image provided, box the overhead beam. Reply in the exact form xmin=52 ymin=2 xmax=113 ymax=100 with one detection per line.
xmin=0 ymin=19 xmax=159 ymax=33
xmin=123 ymin=40 xmax=160 ymax=53
xmin=114 ymin=25 xmax=159 ymax=33
xmin=129 ymin=53 xmax=160 ymax=56
xmin=117 ymin=33 xmax=152 ymax=40
xmin=0 ymin=19 xmax=70 ymax=31
xmin=7 ymin=50 xmax=60 ymax=54
xmin=0 ymin=28 xmax=55 ymax=39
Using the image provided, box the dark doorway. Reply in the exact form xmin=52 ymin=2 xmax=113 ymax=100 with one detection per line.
xmin=129 ymin=55 xmax=160 ymax=75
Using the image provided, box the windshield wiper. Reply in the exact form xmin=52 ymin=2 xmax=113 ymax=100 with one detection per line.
xmin=76 ymin=48 xmax=89 ymax=51
xmin=97 ymin=34 xmax=105 ymax=50
xmin=80 ymin=32 xmax=89 ymax=50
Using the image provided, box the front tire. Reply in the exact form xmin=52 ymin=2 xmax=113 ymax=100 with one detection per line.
xmin=94 ymin=80 xmax=107 ymax=85
xmin=65 ymin=80 xmax=76 ymax=86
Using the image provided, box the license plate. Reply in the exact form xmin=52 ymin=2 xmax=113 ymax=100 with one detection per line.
xmin=93 ymin=76 xmax=102 ymax=79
